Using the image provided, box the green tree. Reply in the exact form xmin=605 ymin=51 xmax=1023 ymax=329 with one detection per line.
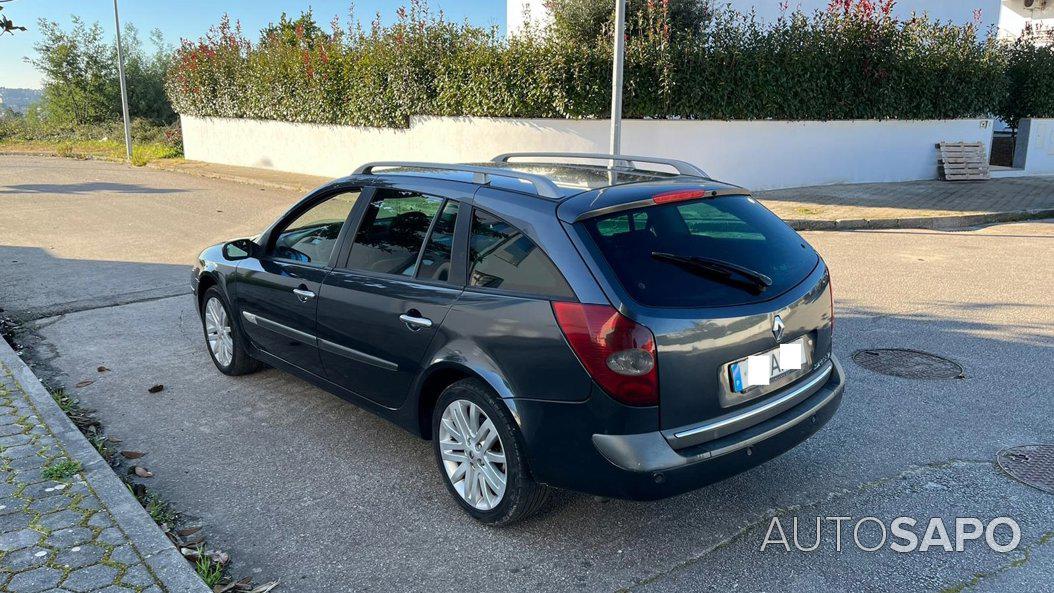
xmin=544 ymin=0 xmax=711 ymax=42
xmin=29 ymin=16 xmax=174 ymax=125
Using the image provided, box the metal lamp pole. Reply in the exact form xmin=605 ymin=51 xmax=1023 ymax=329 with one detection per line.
xmin=609 ymin=0 xmax=626 ymax=157
xmin=113 ymin=0 xmax=132 ymax=161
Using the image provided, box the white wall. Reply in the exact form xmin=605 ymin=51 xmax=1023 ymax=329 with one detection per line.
xmin=999 ymin=0 xmax=1054 ymax=39
xmin=181 ymin=115 xmax=994 ymax=190
xmin=1013 ymin=118 xmax=1054 ymax=174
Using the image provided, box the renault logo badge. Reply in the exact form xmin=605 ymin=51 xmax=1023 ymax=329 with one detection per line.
xmin=772 ymin=315 xmax=785 ymax=342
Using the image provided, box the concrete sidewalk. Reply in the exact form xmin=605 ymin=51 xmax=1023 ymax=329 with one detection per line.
xmin=0 ymin=340 xmax=209 ymax=593
xmin=150 ymin=158 xmax=1054 ymax=230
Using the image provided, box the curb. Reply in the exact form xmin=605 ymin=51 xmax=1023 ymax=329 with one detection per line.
xmin=146 ymin=160 xmax=326 ymax=193
xmin=0 ymin=339 xmax=211 ymax=593
xmin=785 ymin=208 xmax=1054 ymax=231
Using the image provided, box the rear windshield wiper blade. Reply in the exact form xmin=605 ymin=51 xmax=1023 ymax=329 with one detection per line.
xmin=651 ymin=252 xmax=773 ymax=291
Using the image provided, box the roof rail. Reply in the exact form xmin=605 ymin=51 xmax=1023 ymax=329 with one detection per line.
xmin=353 ymin=161 xmax=563 ymax=199
xmin=492 ymin=152 xmax=709 ymax=178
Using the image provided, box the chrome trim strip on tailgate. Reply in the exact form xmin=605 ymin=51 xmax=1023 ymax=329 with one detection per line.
xmin=667 ymin=360 xmax=834 ymax=447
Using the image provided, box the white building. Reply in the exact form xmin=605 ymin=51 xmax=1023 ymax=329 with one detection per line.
xmin=508 ymin=0 xmax=1054 ymax=40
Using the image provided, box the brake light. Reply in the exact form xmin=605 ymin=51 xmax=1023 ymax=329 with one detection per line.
xmin=551 ymin=302 xmax=658 ymax=406
xmin=653 ymin=189 xmax=709 ymax=204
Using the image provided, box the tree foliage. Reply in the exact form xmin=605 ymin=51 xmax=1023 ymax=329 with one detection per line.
xmin=166 ymin=2 xmax=1050 ymax=129
xmin=29 ymin=17 xmax=174 ymax=125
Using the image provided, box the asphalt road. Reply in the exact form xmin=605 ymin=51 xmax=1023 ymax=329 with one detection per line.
xmin=2 ymin=155 xmax=1053 ymax=592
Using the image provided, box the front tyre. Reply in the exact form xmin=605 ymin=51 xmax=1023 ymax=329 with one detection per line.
xmin=432 ymin=379 xmax=551 ymax=526
xmin=200 ymin=287 xmax=261 ymax=376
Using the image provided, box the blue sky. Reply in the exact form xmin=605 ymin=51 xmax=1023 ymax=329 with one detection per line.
xmin=0 ymin=1 xmax=507 ymax=89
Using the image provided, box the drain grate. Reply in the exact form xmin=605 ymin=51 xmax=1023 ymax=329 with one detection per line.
xmin=997 ymin=445 xmax=1054 ymax=494
xmin=851 ymin=348 xmax=964 ymax=379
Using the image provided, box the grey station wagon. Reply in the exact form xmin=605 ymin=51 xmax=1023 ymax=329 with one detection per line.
xmin=191 ymin=152 xmax=845 ymax=525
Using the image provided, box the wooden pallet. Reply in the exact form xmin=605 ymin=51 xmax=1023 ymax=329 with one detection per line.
xmin=937 ymin=141 xmax=990 ymax=181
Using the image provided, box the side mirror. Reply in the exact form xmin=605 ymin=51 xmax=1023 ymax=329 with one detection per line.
xmin=223 ymin=239 xmax=258 ymax=261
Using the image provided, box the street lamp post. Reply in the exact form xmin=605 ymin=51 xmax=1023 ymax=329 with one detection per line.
xmin=609 ymin=0 xmax=626 ymax=158
xmin=113 ymin=0 xmax=132 ymax=162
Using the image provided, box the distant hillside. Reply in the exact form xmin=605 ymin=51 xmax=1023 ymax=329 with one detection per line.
xmin=0 ymin=88 xmax=43 ymax=114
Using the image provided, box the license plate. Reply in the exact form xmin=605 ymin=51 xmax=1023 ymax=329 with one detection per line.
xmin=729 ymin=338 xmax=806 ymax=392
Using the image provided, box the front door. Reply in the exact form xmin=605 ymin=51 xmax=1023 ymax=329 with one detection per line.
xmin=315 ymin=188 xmax=465 ymax=407
xmin=234 ymin=188 xmax=363 ymax=375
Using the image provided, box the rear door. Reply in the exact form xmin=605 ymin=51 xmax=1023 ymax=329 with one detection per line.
xmin=234 ymin=187 xmax=363 ymax=375
xmin=569 ymin=190 xmax=833 ymax=429
xmin=314 ymin=185 xmax=468 ymax=407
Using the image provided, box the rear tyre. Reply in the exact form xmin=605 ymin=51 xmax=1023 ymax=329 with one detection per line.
xmin=432 ymin=379 xmax=551 ymax=526
xmin=200 ymin=287 xmax=262 ymax=376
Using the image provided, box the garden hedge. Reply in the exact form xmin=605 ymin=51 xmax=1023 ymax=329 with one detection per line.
xmin=165 ymin=5 xmax=1051 ymax=129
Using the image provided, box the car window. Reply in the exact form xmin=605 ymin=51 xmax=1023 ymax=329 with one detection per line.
xmin=416 ymin=200 xmax=460 ymax=282
xmin=345 ymin=189 xmax=443 ymax=276
xmin=272 ymin=190 xmax=361 ymax=265
xmin=468 ymin=209 xmax=573 ymax=298
xmin=581 ymin=196 xmax=818 ymax=308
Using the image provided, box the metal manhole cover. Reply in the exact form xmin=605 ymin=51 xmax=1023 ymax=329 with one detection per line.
xmin=851 ymin=348 xmax=964 ymax=379
xmin=998 ymin=445 xmax=1054 ymax=494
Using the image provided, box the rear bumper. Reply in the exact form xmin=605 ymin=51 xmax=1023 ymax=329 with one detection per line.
xmin=518 ymin=355 xmax=845 ymax=501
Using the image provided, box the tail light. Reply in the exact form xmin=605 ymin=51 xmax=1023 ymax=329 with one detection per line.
xmin=551 ymin=302 xmax=658 ymax=406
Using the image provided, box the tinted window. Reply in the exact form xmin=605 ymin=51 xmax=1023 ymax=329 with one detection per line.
xmin=469 ymin=210 xmax=572 ymax=297
xmin=416 ymin=201 xmax=459 ymax=282
xmin=272 ymin=190 xmax=360 ymax=265
xmin=581 ymin=197 xmax=819 ymax=308
xmin=346 ymin=190 xmax=443 ymax=276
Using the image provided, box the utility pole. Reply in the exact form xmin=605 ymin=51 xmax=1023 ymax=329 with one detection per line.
xmin=113 ymin=0 xmax=132 ymax=162
xmin=609 ymin=0 xmax=626 ymax=157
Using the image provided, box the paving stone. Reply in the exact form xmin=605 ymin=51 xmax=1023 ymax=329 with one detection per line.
xmin=29 ymin=496 xmax=72 ymax=514
xmin=61 ymin=564 xmax=119 ymax=593
xmin=6 ymin=566 xmax=62 ymax=593
xmin=54 ymin=543 xmax=106 ymax=569
xmin=0 ymin=527 xmax=42 ymax=552
xmin=21 ymin=481 xmax=72 ymax=499
xmin=37 ymin=509 xmax=84 ymax=531
xmin=2 ymin=444 xmax=39 ymax=459
xmin=7 ymin=455 xmax=46 ymax=470
xmin=107 ymin=544 xmax=137 ymax=567
xmin=0 ymin=423 xmax=26 ymax=437
xmin=0 ymin=497 xmax=27 ymax=515
xmin=95 ymin=527 xmax=125 ymax=546
xmin=44 ymin=526 xmax=93 ymax=548
xmin=73 ymin=497 xmax=101 ymax=512
xmin=0 ymin=510 xmax=32 ymax=532
xmin=119 ymin=563 xmax=156 ymax=588
xmin=85 ymin=511 xmax=112 ymax=529
xmin=0 ymin=545 xmax=53 ymax=571
xmin=0 ymin=481 xmax=18 ymax=497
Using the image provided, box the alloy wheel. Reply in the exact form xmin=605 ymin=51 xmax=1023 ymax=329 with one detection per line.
xmin=204 ymin=297 xmax=234 ymax=368
xmin=438 ymin=399 xmax=508 ymax=511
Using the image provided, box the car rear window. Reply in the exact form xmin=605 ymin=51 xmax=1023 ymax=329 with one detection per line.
xmin=580 ymin=197 xmax=818 ymax=308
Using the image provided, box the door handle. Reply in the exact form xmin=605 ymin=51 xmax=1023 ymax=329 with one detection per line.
xmin=399 ymin=313 xmax=433 ymax=331
xmin=293 ymin=288 xmax=316 ymax=303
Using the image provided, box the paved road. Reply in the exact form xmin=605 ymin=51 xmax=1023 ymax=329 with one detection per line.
xmin=2 ymin=156 xmax=1053 ymax=592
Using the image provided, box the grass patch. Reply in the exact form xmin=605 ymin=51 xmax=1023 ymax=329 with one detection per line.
xmin=49 ymin=389 xmax=77 ymax=414
xmin=194 ymin=555 xmax=225 ymax=588
xmin=42 ymin=458 xmax=82 ymax=481
xmin=140 ymin=489 xmax=178 ymax=525
xmin=0 ymin=139 xmax=180 ymax=166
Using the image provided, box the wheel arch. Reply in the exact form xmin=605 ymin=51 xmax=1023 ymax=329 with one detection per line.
xmin=413 ymin=360 xmax=517 ymax=440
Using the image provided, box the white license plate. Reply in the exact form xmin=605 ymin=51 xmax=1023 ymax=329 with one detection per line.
xmin=729 ymin=338 xmax=805 ymax=392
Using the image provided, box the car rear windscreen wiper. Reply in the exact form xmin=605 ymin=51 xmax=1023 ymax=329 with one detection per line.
xmin=651 ymin=252 xmax=774 ymax=292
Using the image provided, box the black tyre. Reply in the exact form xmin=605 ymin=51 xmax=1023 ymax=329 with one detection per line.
xmin=200 ymin=287 xmax=262 ymax=376
xmin=432 ymin=378 xmax=551 ymax=526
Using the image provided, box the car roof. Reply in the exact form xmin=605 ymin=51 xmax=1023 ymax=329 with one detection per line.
xmin=343 ymin=162 xmax=691 ymax=200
